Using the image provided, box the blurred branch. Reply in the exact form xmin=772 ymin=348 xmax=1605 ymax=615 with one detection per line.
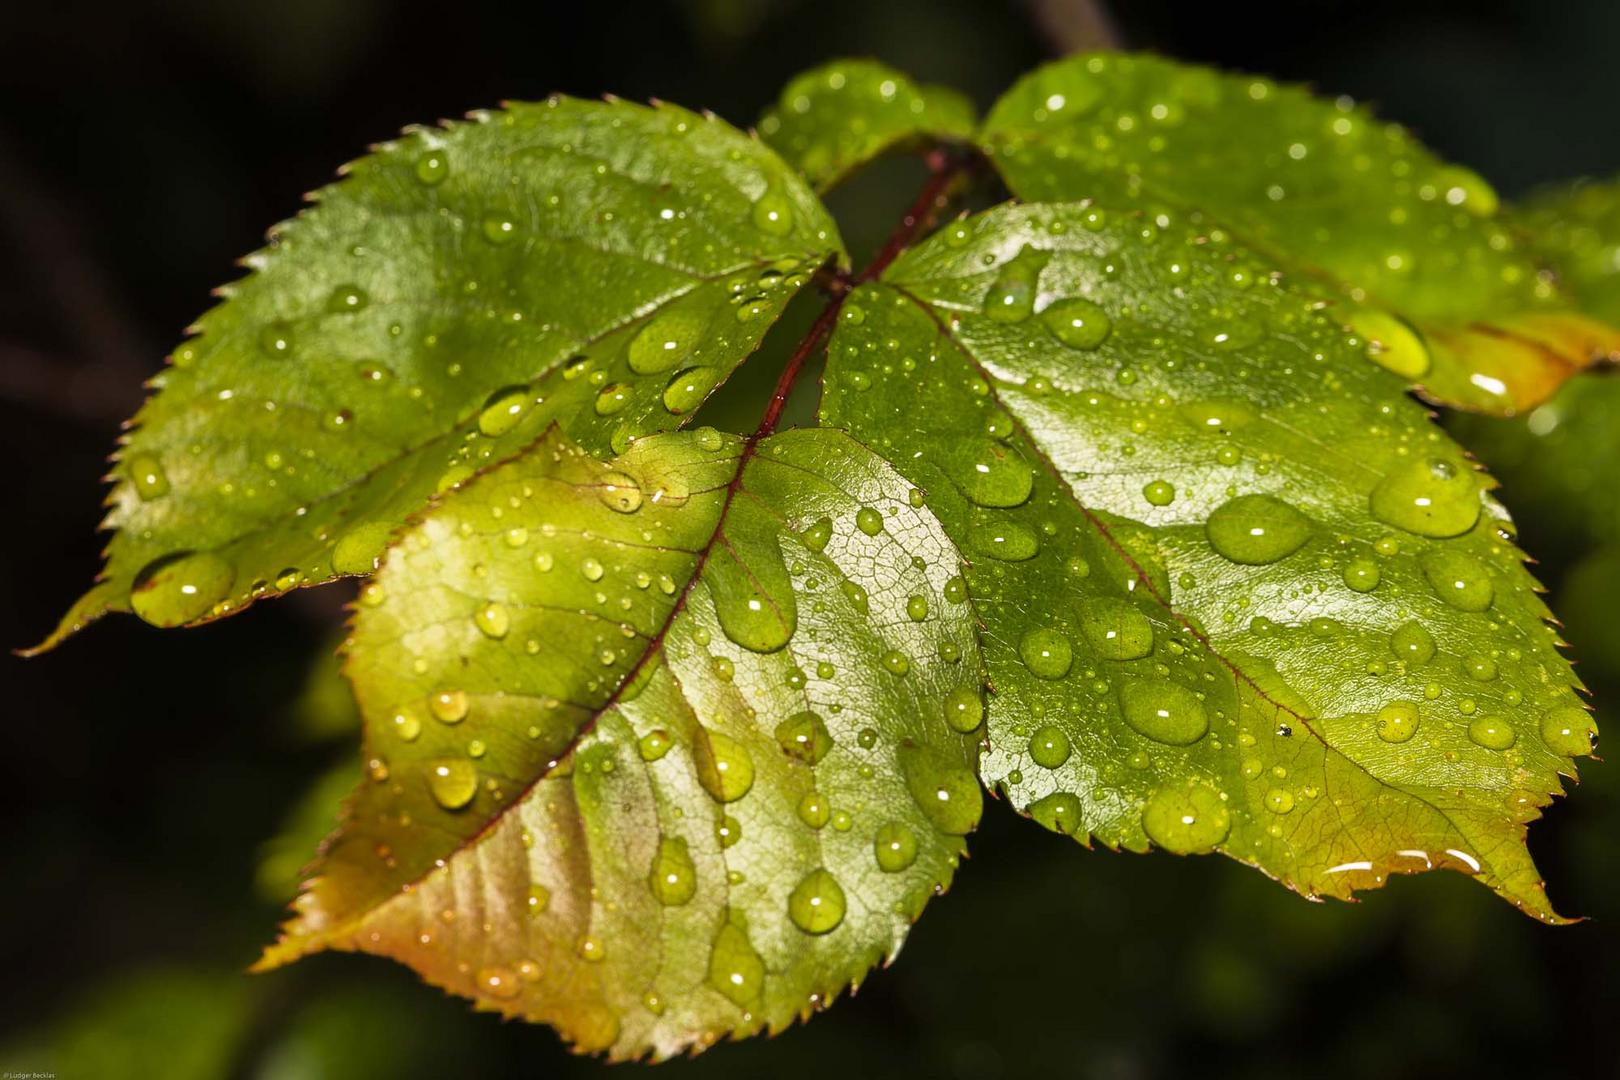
xmin=1025 ymin=0 xmax=1125 ymax=53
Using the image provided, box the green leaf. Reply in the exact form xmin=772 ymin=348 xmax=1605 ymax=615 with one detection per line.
xmin=760 ymin=59 xmax=976 ymax=192
xmin=1516 ymin=176 xmax=1620 ymax=323
xmin=821 ymin=200 xmax=1594 ymax=921
xmin=258 ymin=426 xmax=983 ymax=1059
xmin=38 ymin=97 xmax=841 ymax=651
xmin=978 ymin=52 xmax=1620 ymax=416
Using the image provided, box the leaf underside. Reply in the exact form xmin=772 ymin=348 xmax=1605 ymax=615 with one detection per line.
xmin=38 ymin=96 xmax=841 ymax=651
xmin=260 ymin=426 xmax=984 ymax=1059
xmin=978 ymin=52 xmax=1620 ymax=416
xmin=760 ymin=58 xmax=977 ymax=193
xmin=821 ymin=200 xmax=1596 ymax=921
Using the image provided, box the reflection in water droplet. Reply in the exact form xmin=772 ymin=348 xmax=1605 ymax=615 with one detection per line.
xmin=662 ymin=366 xmax=718 ymax=414
xmin=775 ymin=711 xmax=833 ymax=763
xmin=943 ymin=684 xmax=984 ymax=733
xmin=597 ymin=470 xmax=643 ymax=513
xmin=708 ymin=922 xmax=764 ymax=1006
xmin=1369 ymin=458 xmax=1481 ymax=538
xmin=1028 ymin=724 xmax=1072 ymax=768
xmin=128 ymin=453 xmax=169 ymax=500
xmin=474 ymin=601 xmax=510 ymax=639
xmin=629 ymin=309 xmax=707 ymax=374
xmin=1390 ymin=621 xmax=1436 ymax=665
xmin=751 ymin=189 xmax=795 ymax=236
xmin=131 ymin=551 xmax=235 ymax=628
xmin=478 ymin=385 xmax=531 ymax=437
xmin=426 ymin=759 xmax=477 ymax=809
xmin=873 ymin=822 xmax=918 ymax=871
xmin=959 ymin=443 xmax=1034 ymax=508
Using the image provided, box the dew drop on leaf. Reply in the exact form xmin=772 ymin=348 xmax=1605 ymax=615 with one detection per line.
xmin=474 ymin=601 xmax=510 ymax=639
xmin=873 ymin=822 xmax=918 ymax=872
xmin=428 ymin=689 xmax=468 ymax=724
xmin=693 ymin=729 xmax=755 ymax=803
xmin=1078 ymin=597 xmax=1155 ymax=660
xmin=1119 ymin=678 xmax=1209 ymax=745
xmin=1540 ymin=706 xmax=1598 ymax=757
xmin=1040 ymin=296 xmax=1113 ymax=349
xmin=959 ymin=442 xmax=1034 ymax=508
xmin=788 ymin=868 xmax=847 ymax=934
xmin=1205 ymin=494 xmax=1312 ymax=564
xmin=1390 ymin=620 xmax=1436 ymax=664
xmin=426 ymin=758 xmax=477 ymax=810
xmin=1142 ymin=782 xmax=1231 ymax=854
xmin=648 ymin=836 xmax=697 ymax=906
xmin=130 ymin=551 xmax=234 ymax=628
xmin=1375 ymin=700 xmax=1421 ymax=743
xmin=943 ymin=684 xmax=984 ymax=733
xmin=751 ymin=188 xmax=794 ymax=236
xmin=331 ymin=521 xmax=394 ymax=575
xmin=707 ymin=923 xmax=764 ymax=1007
xmin=775 ymin=710 xmax=833 ymax=764
xmin=662 ymin=366 xmax=718 ymax=414
xmin=1368 ymin=457 xmax=1481 ymax=538
xmin=1028 ymin=724 xmax=1072 ymax=768
xmin=855 ymin=506 xmax=885 ymax=535
xmin=1018 ymin=628 xmax=1073 ymax=679
xmin=478 ymin=385 xmax=531 ymax=437
xmin=628 ymin=309 xmax=706 ymax=374
xmin=969 ymin=522 xmax=1041 ymax=561
xmin=1422 ymin=550 xmax=1494 ymax=611
xmin=1467 ymin=716 xmax=1516 ymax=750
xmin=596 ymin=470 xmax=643 ymax=513
xmin=127 ymin=453 xmax=169 ymax=500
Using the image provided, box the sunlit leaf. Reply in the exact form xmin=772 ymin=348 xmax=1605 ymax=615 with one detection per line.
xmin=760 ymin=59 xmax=976 ymax=192
xmin=38 ymin=97 xmax=841 ymax=650
xmin=822 ymin=201 xmax=1593 ymax=920
xmin=258 ymin=426 xmax=983 ymax=1058
xmin=978 ymin=52 xmax=1620 ymax=415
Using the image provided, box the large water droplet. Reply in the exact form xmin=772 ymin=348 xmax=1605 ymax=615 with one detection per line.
xmin=1467 ymin=716 xmax=1516 ymax=750
xmin=662 ymin=366 xmax=718 ymax=414
xmin=1422 ymin=551 xmax=1494 ymax=611
xmin=982 ymin=247 xmax=1049 ymax=323
xmin=1206 ymin=494 xmax=1312 ymax=564
xmin=1019 ymin=628 xmax=1073 ymax=679
xmin=1079 ymin=597 xmax=1154 ymax=660
xmin=775 ymin=710 xmax=833 ymax=764
xmin=1390 ymin=621 xmax=1436 ymax=665
xmin=901 ymin=747 xmax=982 ymax=835
xmin=959 ymin=442 xmax=1034 ymax=508
xmin=1375 ymin=700 xmax=1420 ymax=742
xmin=1028 ymin=724 xmax=1072 ymax=768
xmin=943 ymin=684 xmax=984 ymax=733
xmin=801 ymin=517 xmax=833 ymax=553
xmin=1346 ymin=308 xmax=1431 ymax=379
xmin=478 ymin=385 xmax=531 ymax=437
xmin=130 ymin=551 xmax=234 ymax=627
xmin=1119 ymin=678 xmax=1209 ymax=745
xmin=332 ymin=521 xmax=393 ymax=575
xmin=597 ymin=470 xmax=643 ymax=514
xmin=128 ymin=453 xmax=169 ymax=500
xmin=788 ymin=868 xmax=847 ymax=934
xmin=628 ymin=309 xmax=706 ymax=374
xmin=873 ymin=821 xmax=918 ymax=871
xmin=474 ymin=601 xmax=510 ymax=639
xmin=751 ymin=189 xmax=794 ymax=236
xmin=969 ymin=522 xmax=1040 ymax=561
xmin=1540 ymin=706 xmax=1598 ymax=757
xmin=714 ymin=584 xmax=793 ymax=654
xmin=426 ymin=759 xmax=477 ymax=809
xmin=1369 ymin=458 xmax=1480 ymax=538
xmin=707 ymin=923 xmax=764 ymax=1006
xmin=1040 ymin=297 xmax=1113 ymax=349
xmin=694 ymin=729 xmax=755 ymax=803
xmin=1029 ymin=792 xmax=1083 ymax=836
xmin=1142 ymin=782 xmax=1230 ymax=854
xmin=648 ymin=836 xmax=697 ymax=906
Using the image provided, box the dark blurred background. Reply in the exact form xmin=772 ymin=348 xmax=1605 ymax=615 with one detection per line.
xmin=3 ymin=2 xmax=1618 ymax=1077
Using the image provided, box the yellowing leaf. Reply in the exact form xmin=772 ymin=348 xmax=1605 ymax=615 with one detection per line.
xmin=259 ymin=426 xmax=983 ymax=1058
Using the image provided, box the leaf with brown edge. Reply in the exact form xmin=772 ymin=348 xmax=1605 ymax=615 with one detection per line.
xmin=821 ymin=200 xmax=1595 ymax=922
xmin=257 ymin=425 xmax=984 ymax=1059
xmin=35 ymin=95 xmax=841 ymax=652
xmin=978 ymin=51 xmax=1620 ymax=416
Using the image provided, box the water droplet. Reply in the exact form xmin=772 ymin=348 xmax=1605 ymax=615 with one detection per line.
xmin=797 ymin=790 xmax=831 ymax=829
xmin=788 ymin=868 xmax=847 ymax=934
xmin=1028 ymin=791 xmax=1083 ymax=836
xmin=1079 ymin=598 xmax=1154 ymax=660
xmin=715 ymin=814 xmax=742 ymax=848
xmin=391 ymin=712 xmax=421 ymax=741
xmin=1422 ymin=551 xmax=1494 ymax=611
xmin=1346 ymin=308 xmax=1431 ymax=379
xmin=259 ymin=322 xmax=294 ymax=357
xmin=327 ymin=284 xmax=368 ymax=313
xmin=959 ymin=442 xmax=1033 ymax=508
xmin=751 ymin=189 xmax=794 ymax=236
xmin=693 ymin=729 xmax=755 ymax=803
xmin=856 ymin=507 xmax=885 ymax=535
xmin=415 ymin=149 xmax=449 ymax=185
xmin=1119 ymin=678 xmax=1209 ymax=745
xmin=481 ymin=215 xmax=517 ymax=244
xmin=873 ymin=822 xmax=918 ymax=871
xmin=1019 ymin=628 xmax=1073 ymax=679
xmin=944 ymin=576 xmax=968 ymax=603
xmin=982 ymin=247 xmax=1048 ymax=323
xmin=970 ymin=522 xmax=1040 ymax=560
xmin=477 ymin=966 xmax=522 ymax=1000
xmin=906 ymin=594 xmax=929 ymax=621
xmin=1464 ymin=654 xmax=1498 ymax=682
xmin=1142 ymin=479 xmax=1176 ymax=507
xmin=662 ymin=366 xmax=717 ymax=414
xmin=594 ymin=382 xmax=631 ymax=416
xmin=527 ymin=883 xmax=551 ymax=914
xmin=775 ymin=710 xmax=833 ymax=764
xmin=1343 ymin=558 xmax=1381 ymax=592
xmin=1369 ymin=458 xmax=1480 ymax=538
xmin=943 ymin=684 xmax=983 ymax=732
xmin=429 ymin=689 xmax=469 ymax=724
xmin=708 ymin=923 xmax=764 ymax=1006
xmin=901 ymin=747 xmax=982 ymax=835
xmin=1390 ymin=621 xmax=1436 ymax=665
xmin=638 ymin=729 xmax=673 ymax=761
xmin=128 ymin=453 xmax=169 ymax=500
xmin=474 ymin=601 xmax=510 ymax=639
xmin=840 ymin=580 xmax=869 ymax=615
xmin=628 ymin=310 xmax=706 ymax=374
xmin=800 ymin=517 xmax=833 ymax=553
xmin=581 ymin=557 xmax=605 ymax=582
xmin=1028 ymin=724 xmax=1072 ymax=768
xmin=1040 ymin=297 xmax=1113 ymax=348
xmin=130 ymin=551 xmax=234 ymax=628
xmin=1264 ymin=788 xmax=1296 ymax=814
xmin=1468 ymin=716 xmax=1516 ymax=750
xmin=1376 ymin=700 xmax=1421 ymax=742
xmin=648 ymin=836 xmax=697 ymax=906
xmin=426 ymin=759 xmax=477 ymax=809
xmin=1540 ymin=706 xmax=1598 ymax=757
xmin=881 ymin=649 xmax=911 ymax=676
xmin=714 ymin=583 xmax=793 ymax=654
xmin=597 ymin=470 xmax=643 ymax=513
xmin=1206 ymin=494 xmax=1312 ymax=564
xmin=1142 ymin=782 xmax=1230 ymax=854
xmin=331 ymin=522 xmax=393 ymax=575
xmin=478 ymin=385 xmax=531 ymax=437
